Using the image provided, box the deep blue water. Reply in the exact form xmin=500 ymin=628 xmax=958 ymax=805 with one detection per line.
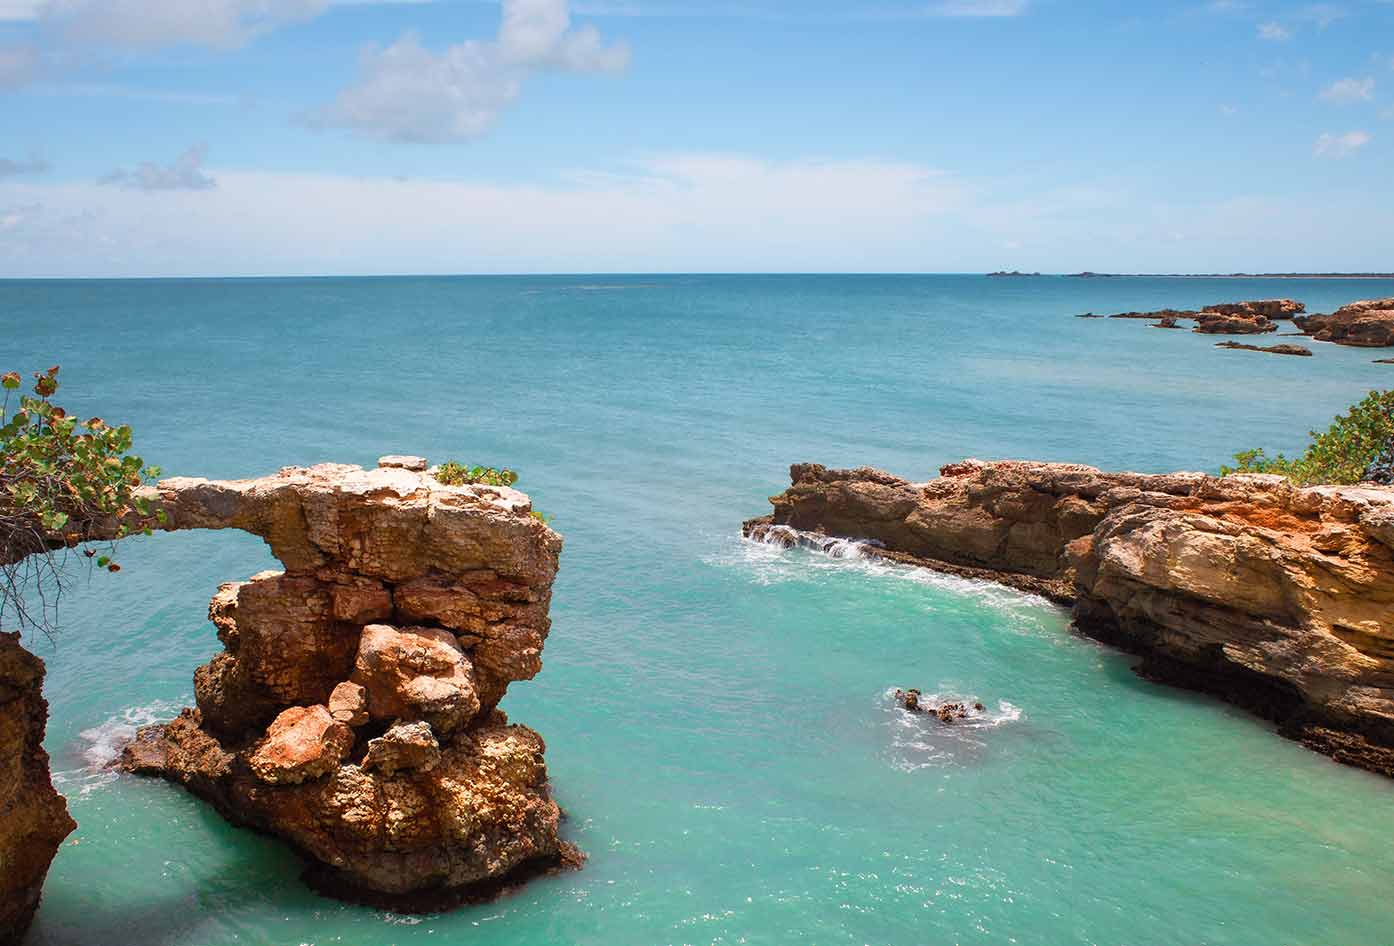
xmin=6 ymin=274 xmax=1394 ymax=946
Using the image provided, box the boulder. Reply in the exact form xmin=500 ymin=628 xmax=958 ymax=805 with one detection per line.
xmin=248 ymin=705 xmax=354 ymax=786
xmin=363 ymin=721 xmax=441 ymax=775
xmin=351 ymin=624 xmax=481 ymax=733
xmin=1201 ymin=299 xmax=1304 ymax=319
xmin=327 ymin=681 xmax=369 ymax=726
xmin=1193 ymin=311 xmax=1277 ymax=334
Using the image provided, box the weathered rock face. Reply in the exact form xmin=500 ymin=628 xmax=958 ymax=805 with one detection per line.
xmin=1296 ymin=298 xmax=1394 ymax=347
xmin=1202 ymin=299 xmax=1305 ymax=319
xmin=1192 ymin=311 xmax=1278 ymax=334
xmin=746 ymin=461 xmax=1394 ymax=776
xmin=0 ymin=633 xmax=76 ymax=946
xmin=112 ymin=458 xmax=572 ymax=908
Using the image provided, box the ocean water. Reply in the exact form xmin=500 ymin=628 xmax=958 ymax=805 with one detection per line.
xmin=6 ymin=274 xmax=1394 ymax=946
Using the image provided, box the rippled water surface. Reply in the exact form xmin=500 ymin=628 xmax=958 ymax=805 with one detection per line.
xmin=7 ymin=274 xmax=1394 ymax=945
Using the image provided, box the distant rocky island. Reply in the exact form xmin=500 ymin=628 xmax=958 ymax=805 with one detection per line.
xmin=745 ymin=461 xmax=1394 ymax=776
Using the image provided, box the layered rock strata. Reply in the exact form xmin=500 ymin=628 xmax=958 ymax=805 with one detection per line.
xmin=0 ymin=633 xmax=76 ymax=946
xmin=745 ymin=461 xmax=1394 ymax=776
xmin=1296 ymin=298 xmax=1394 ymax=347
xmin=107 ymin=458 xmax=574 ymax=908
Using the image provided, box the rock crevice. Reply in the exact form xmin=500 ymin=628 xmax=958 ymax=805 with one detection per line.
xmin=745 ymin=460 xmax=1394 ymax=775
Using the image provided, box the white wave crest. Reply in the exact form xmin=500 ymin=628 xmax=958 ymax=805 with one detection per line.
xmin=52 ymin=699 xmax=184 ymax=797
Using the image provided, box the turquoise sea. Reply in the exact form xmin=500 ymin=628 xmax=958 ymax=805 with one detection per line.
xmin=7 ymin=274 xmax=1394 ymax=946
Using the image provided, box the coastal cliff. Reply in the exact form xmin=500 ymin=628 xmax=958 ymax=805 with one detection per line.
xmin=0 ymin=633 xmax=76 ymax=946
xmin=745 ymin=460 xmax=1394 ymax=775
xmin=109 ymin=457 xmax=574 ymax=907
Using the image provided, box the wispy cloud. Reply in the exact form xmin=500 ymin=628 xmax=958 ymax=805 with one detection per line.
xmin=1296 ymin=3 xmax=1345 ymax=28
xmin=1256 ymin=21 xmax=1291 ymax=40
xmin=925 ymin=0 xmax=1027 ymax=15
xmin=311 ymin=0 xmax=628 ymax=143
xmin=101 ymin=144 xmax=217 ymax=191
xmin=1314 ymin=129 xmax=1370 ymax=156
xmin=1320 ymin=76 xmax=1375 ymax=103
xmin=0 ymin=154 xmax=50 ymax=177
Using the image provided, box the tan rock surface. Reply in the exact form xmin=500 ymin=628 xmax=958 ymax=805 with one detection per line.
xmin=104 ymin=460 xmax=570 ymax=908
xmin=1295 ymin=298 xmax=1394 ymax=347
xmin=0 ymin=633 xmax=76 ymax=946
xmin=746 ymin=460 xmax=1394 ymax=775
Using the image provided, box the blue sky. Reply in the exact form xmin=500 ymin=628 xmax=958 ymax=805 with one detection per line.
xmin=1 ymin=0 xmax=1391 ymax=276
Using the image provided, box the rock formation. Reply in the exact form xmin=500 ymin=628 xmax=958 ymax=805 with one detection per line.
xmin=0 ymin=633 xmax=76 ymax=946
xmin=1192 ymin=311 xmax=1278 ymax=334
xmin=1296 ymin=298 xmax=1394 ymax=347
xmin=101 ymin=457 xmax=573 ymax=908
xmin=1214 ymin=341 xmax=1313 ymax=356
xmin=746 ymin=461 xmax=1394 ymax=776
xmin=1202 ymin=299 xmax=1305 ymax=319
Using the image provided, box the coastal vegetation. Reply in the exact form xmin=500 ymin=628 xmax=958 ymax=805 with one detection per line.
xmin=433 ymin=461 xmax=519 ymax=488
xmin=0 ymin=366 xmax=161 ymax=635
xmin=1221 ymin=390 xmax=1394 ymax=485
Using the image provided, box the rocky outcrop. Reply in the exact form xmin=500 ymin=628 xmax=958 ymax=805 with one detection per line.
xmin=1202 ymin=299 xmax=1305 ymax=319
xmin=1295 ymin=298 xmax=1394 ymax=347
xmin=1193 ymin=311 xmax=1278 ymax=334
xmin=1215 ymin=341 xmax=1313 ymax=356
xmin=745 ymin=461 xmax=1394 ymax=776
xmin=0 ymin=633 xmax=76 ymax=946
xmin=109 ymin=458 xmax=573 ymax=908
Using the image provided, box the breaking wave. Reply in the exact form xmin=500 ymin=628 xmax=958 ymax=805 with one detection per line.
xmin=881 ymin=688 xmax=1023 ymax=772
xmin=52 ymin=699 xmax=184 ymax=797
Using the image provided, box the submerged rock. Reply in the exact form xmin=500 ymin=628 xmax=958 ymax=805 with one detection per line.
xmin=107 ymin=458 xmax=571 ymax=909
xmin=1295 ymin=298 xmax=1394 ymax=347
xmin=0 ymin=633 xmax=76 ymax=946
xmin=748 ymin=460 xmax=1394 ymax=776
xmin=1215 ymin=341 xmax=1313 ymax=356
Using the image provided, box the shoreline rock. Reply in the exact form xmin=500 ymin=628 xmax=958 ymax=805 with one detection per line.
xmin=1214 ymin=341 xmax=1313 ymax=356
xmin=745 ymin=461 xmax=1394 ymax=777
xmin=0 ymin=633 xmax=76 ymax=946
xmin=85 ymin=458 xmax=577 ymax=910
xmin=1295 ymin=298 xmax=1394 ymax=347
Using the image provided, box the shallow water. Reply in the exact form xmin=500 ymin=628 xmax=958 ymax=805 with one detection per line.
xmin=6 ymin=274 xmax=1394 ymax=946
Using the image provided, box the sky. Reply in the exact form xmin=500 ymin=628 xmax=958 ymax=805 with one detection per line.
xmin=1 ymin=0 xmax=1392 ymax=277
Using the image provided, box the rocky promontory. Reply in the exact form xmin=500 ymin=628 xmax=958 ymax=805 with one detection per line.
xmin=745 ymin=461 xmax=1394 ymax=776
xmin=104 ymin=458 xmax=573 ymax=908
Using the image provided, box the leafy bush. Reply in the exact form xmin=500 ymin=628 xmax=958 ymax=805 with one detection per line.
xmin=1 ymin=366 xmax=162 ymax=633
xmin=1221 ymin=390 xmax=1394 ymax=485
xmin=432 ymin=461 xmax=519 ymax=488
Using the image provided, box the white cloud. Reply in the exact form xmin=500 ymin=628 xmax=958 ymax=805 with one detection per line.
xmin=40 ymin=0 xmax=328 ymax=49
xmin=101 ymin=144 xmax=217 ymax=191
xmin=0 ymin=154 xmax=968 ymax=275
xmin=314 ymin=0 xmax=628 ymax=142
xmin=1256 ymin=21 xmax=1291 ymax=40
xmin=1314 ymin=129 xmax=1371 ymax=156
xmin=1320 ymin=76 xmax=1375 ymax=103
xmin=927 ymin=0 xmax=1027 ymax=15
xmin=1297 ymin=3 xmax=1345 ymax=28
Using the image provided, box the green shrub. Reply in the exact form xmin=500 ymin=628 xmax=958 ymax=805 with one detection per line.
xmin=433 ymin=461 xmax=519 ymax=488
xmin=1 ymin=366 xmax=162 ymax=633
xmin=1221 ymin=390 xmax=1394 ymax=485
